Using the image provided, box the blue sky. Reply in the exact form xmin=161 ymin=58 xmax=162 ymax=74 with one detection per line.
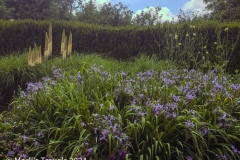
xmin=92 ymin=0 xmax=208 ymax=21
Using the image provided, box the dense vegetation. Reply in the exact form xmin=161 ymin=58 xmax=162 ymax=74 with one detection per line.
xmin=0 ymin=53 xmax=240 ymax=159
xmin=0 ymin=0 xmax=240 ymax=159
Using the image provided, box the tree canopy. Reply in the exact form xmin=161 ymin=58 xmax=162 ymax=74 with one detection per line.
xmin=203 ymin=0 xmax=240 ymax=21
xmin=1 ymin=0 xmax=239 ymax=25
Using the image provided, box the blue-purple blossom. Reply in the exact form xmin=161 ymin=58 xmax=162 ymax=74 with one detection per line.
xmin=81 ymin=122 xmax=86 ymax=127
xmin=52 ymin=66 xmax=63 ymax=79
xmin=121 ymin=71 xmax=127 ymax=77
xmin=19 ymin=149 xmax=28 ymax=159
xmin=179 ymin=83 xmax=190 ymax=94
xmin=85 ymin=147 xmax=93 ymax=158
xmin=14 ymin=145 xmax=21 ymax=154
xmin=33 ymin=140 xmax=40 ymax=147
xmin=212 ymin=68 xmax=219 ymax=74
xmin=119 ymin=147 xmax=127 ymax=159
xmin=162 ymin=78 xmax=175 ymax=86
xmin=109 ymin=105 xmax=115 ymax=111
xmin=172 ymin=94 xmax=181 ymax=102
xmin=26 ymin=82 xmax=43 ymax=93
xmin=37 ymin=131 xmax=44 ymax=138
xmin=186 ymin=91 xmax=196 ymax=100
xmin=112 ymin=124 xmax=118 ymax=133
xmin=186 ymin=156 xmax=193 ymax=160
xmin=185 ymin=120 xmax=195 ymax=129
xmin=198 ymin=126 xmax=209 ymax=135
xmin=22 ymin=135 xmax=28 ymax=143
xmin=230 ymin=84 xmax=240 ymax=92
xmin=215 ymin=154 xmax=228 ymax=160
xmin=100 ymin=129 xmax=110 ymax=142
xmin=153 ymin=103 xmax=163 ymax=115
xmin=231 ymin=145 xmax=240 ymax=155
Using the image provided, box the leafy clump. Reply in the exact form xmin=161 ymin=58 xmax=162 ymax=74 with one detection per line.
xmin=0 ymin=64 xmax=240 ymax=160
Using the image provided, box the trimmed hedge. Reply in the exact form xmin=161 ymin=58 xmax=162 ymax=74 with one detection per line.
xmin=0 ymin=19 xmax=239 ymax=71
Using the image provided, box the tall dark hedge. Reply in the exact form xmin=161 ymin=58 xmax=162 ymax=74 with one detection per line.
xmin=0 ymin=19 xmax=239 ymax=71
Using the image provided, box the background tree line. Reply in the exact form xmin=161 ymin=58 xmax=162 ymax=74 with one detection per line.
xmin=0 ymin=0 xmax=239 ymax=26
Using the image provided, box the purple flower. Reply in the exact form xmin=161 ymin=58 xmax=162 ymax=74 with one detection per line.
xmin=20 ymin=149 xmax=28 ymax=159
xmin=37 ymin=131 xmax=44 ymax=138
xmin=172 ymin=95 xmax=181 ymax=102
xmin=230 ymin=84 xmax=240 ymax=92
xmin=100 ymin=129 xmax=110 ymax=142
xmin=109 ymin=105 xmax=115 ymax=111
xmin=198 ymin=126 xmax=209 ymax=135
xmin=185 ymin=120 xmax=195 ymax=129
xmin=162 ymin=78 xmax=175 ymax=86
xmin=186 ymin=91 xmax=196 ymax=100
xmin=84 ymin=141 xmax=89 ymax=147
xmin=186 ymin=156 xmax=193 ymax=160
xmin=112 ymin=124 xmax=118 ymax=133
xmin=81 ymin=122 xmax=86 ymax=127
xmin=139 ymin=93 xmax=145 ymax=99
xmin=85 ymin=147 xmax=93 ymax=158
xmin=20 ymin=91 xmax=26 ymax=98
xmin=165 ymin=102 xmax=178 ymax=111
xmin=212 ymin=68 xmax=219 ymax=74
xmin=121 ymin=72 xmax=127 ymax=77
xmin=172 ymin=112 xmax=177 ymax=118
xmin=33 ymin=140 xmax=40 ymax=147
xmin=153 ymin=103 xmax=163 ymax=115
xmin=179 ymin=84 xmax=190 ymax=94
xmin=52 ymin=66 xmax=63 ymax=79
xmin=215 ymin=154 xmax=227 ymax=160
xmin=22 ymin=135 xmax=28 ymax=143
xmin=26 ymin=82 xmax=43 ymax=93
xmin=119 ymin=147 xmax=127 ymax=159
xmin=189 ymin=109 xmax=196 ymax=116
xmin=14 ymin=145 xmax=21 ymax=154
xmin=231 ymin=145 xmax=240 ymax=155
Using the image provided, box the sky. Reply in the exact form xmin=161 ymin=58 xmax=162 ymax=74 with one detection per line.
xmin=89 ymin=0 xmax=209 ymax=22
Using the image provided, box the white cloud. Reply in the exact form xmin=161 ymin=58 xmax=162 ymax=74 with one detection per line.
xmin=134 ymin=6 xmax=176 ymax=23
xmin=182 ymin=0 xmax=209 ymax=15
xmin=80 ymin=0 xmax=109 ymax=6
xmin=93 ymin=0 xmax=110 ymax=6
xmin=159 ymin=7 xmax=176 ymax=22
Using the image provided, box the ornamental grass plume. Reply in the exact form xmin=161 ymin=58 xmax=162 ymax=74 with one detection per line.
xmin=61 ymin=29 xmax=67 ymax=60
xmin=48 ymin=24 xmax=52 ymax=57
xmin=67 ymin=32 xmax=72 ymax=56
xmin=28 ymin=43 xmax=42 ymax=66
xmin=44 ymin=32 xmax=49 ymax=59
xmin=44 ymin=24 xmax=52 ymax=60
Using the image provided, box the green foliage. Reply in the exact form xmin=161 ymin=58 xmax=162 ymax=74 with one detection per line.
xmin=1 ymin=55 xmax=240 ymax=159
xmin=0 ymin=20 xmax=239 ymax=72
xmin=0 ymin=0 xmax=14 ymax=20
xmin=203 ymin=0 xmax=240 ymax=21
xmin=4 ymin=0 xmax=76 ymax=20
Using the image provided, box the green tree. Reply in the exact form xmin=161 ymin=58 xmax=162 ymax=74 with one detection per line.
xmin=99 ymin=2 xmax=133 ymax=26
xmin=203 ymin=0 xmax=240 ymax=21
xmin=76 ymin=1 xmax=133 ymax=26
xmin=177 ymin=9 xmax=210 ymax=22
xmin=133 ymin=6 xmax=161 ymax=26
xmin=4 ymin=0 xmax=77 ymax=20
xmin=76 ymin=0 xmax=101 ymax=24
xmin=54 ymin=0 xmax=77 ymax=20
xmin=0 ymin=0 xmax=14 ymax=19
